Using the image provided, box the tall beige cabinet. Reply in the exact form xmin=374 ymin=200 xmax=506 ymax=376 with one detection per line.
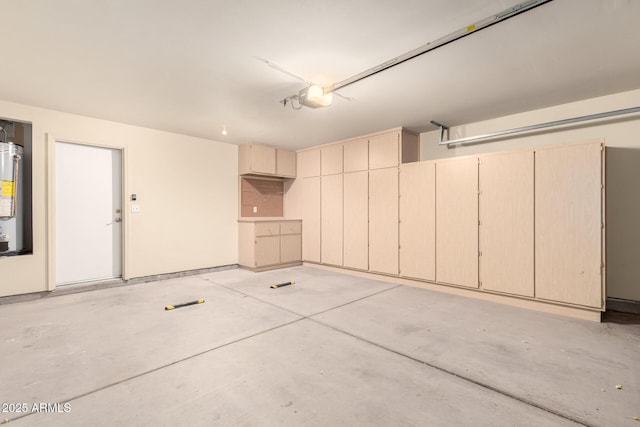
xmin=479 ymin=151 xmax=534 ymax=297
xmin=399 ymin=161 xmax=435 ymax=281
xmin=368 ymin=132 xmax=404 ymax=275
xmin=534 ymin=142 xmax=604 ymax=308
xmin=343 ymin=138 xmax=369 ymax=270
xmin=299 ymin=150 xmax=321 ymax=263
xmin=435 ymin=157 xmax=479 ymax=288
xmin=320 ymin=145 xmax=344 ymax=266
xmin=369 ymin=167 xmax=399 ymax=275
xmin=296 ymin=133 xmax=605 ymax=318
xmin=297 ymin=128 xmax=420 ymax=274
xmin=321 ymin=176 xmax=343 ymax=266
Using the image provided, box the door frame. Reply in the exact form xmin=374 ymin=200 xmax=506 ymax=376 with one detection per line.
xmin=46 ymin=134 xmax=129 ymax=291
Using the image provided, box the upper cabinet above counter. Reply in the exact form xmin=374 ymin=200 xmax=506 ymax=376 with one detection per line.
xmin=238 ymin=143 xmax=296 ymax=178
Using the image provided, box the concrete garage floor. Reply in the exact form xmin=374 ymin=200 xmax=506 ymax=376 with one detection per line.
xmin=0 ymin=267 xmax=638 ymax=426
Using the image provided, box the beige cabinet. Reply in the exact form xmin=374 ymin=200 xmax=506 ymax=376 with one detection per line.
xmin=238 ymin=220 xmax=302 ymax=270
xmin=255 ymin=235 xmax=280 ymax=267
xmin=535 ymin=142 xmax=604 ymax=308
xmin=399 ymin=161 xmax=435 ymax=281
xmin=281 ymin=222 xmax=303 ymax=264
xmin=343 ymin=138 xmax=368 ymax=172
xmin=239 ymin=144 xmax=295 ymax=178
xmin=321 ymin=174 xmax=343 ymax=266
xmin=343 ymin=171 xmax=368 ymax=270
xmin=369 ymin=167 xmax=399 ymax=275
xmin=321 ymin=145 xmax=343 ymax=175
xmin=369 ymin=130 xmax=420 ymax=169
xmin=369 ymin=132 xmax=400 ymax=169
xmin=436 ymin=157 xmax=479 ymax=288
xmin=302 ymin=177 xmax=321 ymax=262
xmin=479 ymin=151 xmax=534 ymax=297
xmin=291 ymin=131 xmax=605 ymax=317
xmin=239 ymin=144 xmax=276 ymax=175
xmin=298 ymin=149 xmax=321 ymax=178
xmin=276 ymin=149 xmax=296 ymax=177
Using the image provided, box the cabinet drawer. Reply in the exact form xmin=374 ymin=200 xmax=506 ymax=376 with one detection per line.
xmin=281 ymin=221 xmax=302 ymax=235
xmin=255 ymin=222 xmax=280 ymax=236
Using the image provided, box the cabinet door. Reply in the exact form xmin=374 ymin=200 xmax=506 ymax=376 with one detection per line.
xmin=255 ymin=236 xmax=280 ymax=267
xmin=321 ymin=174 xmax=343 ymax=266
xmin=535 ymin=142 xmax=603 ymax=308
xmin=276 ymin=149 xmax=296 ymax=177
xmin=369 ymin=167 xmax=399 ymax=275
xmin=399 ymin=162 xmax=435 ymax=281
xmin=479 ymin=151 xmax=534 ymax=296
xmin=251 ymin=144 xmax=276 ymax=175
xmin=299 ymin=149 xmax=320 ymax=178
xmin=343 ymin=138 xmax=368 ymax=172
xmin=302 ymin=177 xmax=321 ymax=262
xmin=281 ymin=234 xmax=302 ymax=264
xmin=321 ymin=145 xmax=343 ymax=175
xmin=369 ymin=132 xmax=399 ymax=169
xmin=436 ymin=157 xmax=478 ymax=288
xmin=343 ymin=171 xmax=368 ymax=270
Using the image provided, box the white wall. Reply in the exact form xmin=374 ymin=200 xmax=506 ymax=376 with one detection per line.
xmin=420 ymin=89 xmax=640 ymax=301
xmin=0 ymin=99 xmax=238 ymax=297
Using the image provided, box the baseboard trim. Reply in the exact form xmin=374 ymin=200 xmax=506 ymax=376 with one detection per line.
xmin=0 ymin=264 xmax=239 ymax=305
xmin=239 ymin=261 xmax=303 ymax=272
xmin=304 ymin=262 xmax=603 ymax=322
xmin=606 ymin=297 xmax=640 ymax=314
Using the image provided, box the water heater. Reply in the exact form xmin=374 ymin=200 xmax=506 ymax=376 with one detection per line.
xmin=0 ymin=141 xmax=23 ymax=253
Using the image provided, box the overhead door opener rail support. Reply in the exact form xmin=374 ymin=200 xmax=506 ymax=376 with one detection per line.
xmin=434 ymin=106 xmax=640 ymax=146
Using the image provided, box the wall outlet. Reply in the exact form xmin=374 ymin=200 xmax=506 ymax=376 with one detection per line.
xmin=253 ymin=206 xmax=257 ymax=213
xmin=131 ymin=204 xmax=141 ymax=213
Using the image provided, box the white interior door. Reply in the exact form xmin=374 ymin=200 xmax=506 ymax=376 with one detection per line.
xmin=55 ymin=142 xmax=122 ymax=285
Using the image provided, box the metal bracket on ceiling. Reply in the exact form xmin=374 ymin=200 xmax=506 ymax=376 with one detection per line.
xmin=438 ymin=106 xmax=640 ymax=147
xmin=430 ymin=120 xmax=450 ymax=146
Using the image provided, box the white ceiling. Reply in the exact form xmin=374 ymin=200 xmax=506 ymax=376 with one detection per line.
xmin=1 ymin=0 xmax=639 ymax=149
